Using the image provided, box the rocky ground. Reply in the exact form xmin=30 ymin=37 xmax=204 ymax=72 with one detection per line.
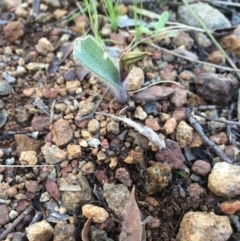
xmin=0 ymin=0 xmax=240 ymax=241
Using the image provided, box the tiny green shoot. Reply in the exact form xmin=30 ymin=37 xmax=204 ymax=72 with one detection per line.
xmin=173 ymin=170 xmax=187 ymax=178
xmin=132 ymin=0 xmax=143 ymax=43
xmin=83 ymin=0 xmax=102 ymax=44
xmin=139 ymin=11 xmax=170 ymax=36
xmin=103 ymin=0 xmax=120 ymax=32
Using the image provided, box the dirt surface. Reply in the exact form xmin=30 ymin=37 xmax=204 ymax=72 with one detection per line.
xmin=0 ymin=1 xmax=240 ymax=241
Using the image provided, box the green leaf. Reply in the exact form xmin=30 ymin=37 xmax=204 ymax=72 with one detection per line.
xmin=138 ymin=26 xmax=153 ymax=36
xmin=151 ymin=11 xmax=169 ymax=32
xmin=73 ymin=35 xmax=120 ymax=89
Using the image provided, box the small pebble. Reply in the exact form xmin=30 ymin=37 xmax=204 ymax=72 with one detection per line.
xmin=82 ymin=204 xmax=109 ymax=223
xmin=9 ymin=210 xmax=18 ymax=220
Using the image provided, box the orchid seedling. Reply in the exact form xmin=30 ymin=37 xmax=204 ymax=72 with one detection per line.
xmin=73 ymin=35 xmax=150 ymax=104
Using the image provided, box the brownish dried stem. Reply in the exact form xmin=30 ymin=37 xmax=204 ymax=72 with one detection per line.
xmin=185 ymin=108 xmax=233 ymax=164
xmin=0 ymin=205 xmax=34 ymax=240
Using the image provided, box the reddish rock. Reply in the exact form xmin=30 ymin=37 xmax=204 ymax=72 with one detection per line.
xmin=26 ymin=181 xmax=38 ymax=200
xmin=163 ymin=118 xmax=177 ymax=135
xmin=45 ymin=178 xmax=61 ymax=201
xmin=4 ymin=21 xmax=24 ymax=42
xmin=71 ymin=160 xmax=78 ymax=168
xmin=100 ymin=138 xmax=110 ymax=149
xmin=42 ymin=88 xmax=58 ymax=99
xmin=170 ymin=88 xmax=187 ymax=107
xmin=155 ymin=139 xmax=185 ymax=170
xmin=60 ymin=164 xmax=73 ymax=175
xmin=75 ymin=119 xmax=90 ymax=128
xmin=16 ymin=200 xmax=30 ymax=212
xmin=194 ymin=73 xmax=239 ymax=104
xmin=0 ymin=205 xmax=9 ymax=225
xmin=7 ymin=186 xmax=18 ymax=197
xmin=187 ymin=183 xmax=206 ymax=199
xmin=132 ymin=86 xmax=174 ymax=103
xmin=45 ymin=132 xmax=52 ymax=142
xmin=50 ymin=119 xmax=73 ymax=146
xmin=220 ymin=200 xmax=240 ymax=214
xmin=210 ymin=132 xmax=228 ymax=145
xmin=31 ymin=115 xmax=50 ymax=132
xmin=162 ymin=101 xmax=170 ymax=112
xmin=115 ymin=168 xmax=132 ymax=187
xmin=191 ymin=160 xmax=211 ymax=176
xmin=160 ymin=65 xmax=177 ymax=81
xmin=94 ymin=169 xmax=109 ymax=184
xmin=145 ymin=118 xmax=161 ymax=131
xmin=172 ymin=108 xmax=186 ymax=123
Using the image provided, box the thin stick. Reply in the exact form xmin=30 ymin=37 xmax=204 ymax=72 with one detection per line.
xmin=194 ymin=110 xmax=240 ymax=126
xmin=203 ymin=0 xmax=240 ymax=7
xmin=150 ymin=43 xmax=240 ymax=73
xmin=0 ymin=205 xmax=34 ymax=240
xmin=185 ymin=108 xmax=232 ymax=164
xmin=0 ymin=165 xmax=55 ymax=167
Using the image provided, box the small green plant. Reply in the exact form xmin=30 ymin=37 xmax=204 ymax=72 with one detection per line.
xmin=132 ymin=0 xmax=143 ymax=43
xmin=103 ymin=0 xmax=120 ymax=32
xmin=73 ymin=35 xmax=150 ymax=103
xmin=173 ymin=170 xmax=186 ymax=178
xmin=138 ymin=11 xmax=176 ymax=39
xmin=83 ymin=0 xmax=102 ymax=44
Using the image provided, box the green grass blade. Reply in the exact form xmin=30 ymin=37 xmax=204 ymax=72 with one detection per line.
xmin=73 ymin=35 xmax=120 ymax=88
xmin=151 ymin=11 xmax=169 ymax=32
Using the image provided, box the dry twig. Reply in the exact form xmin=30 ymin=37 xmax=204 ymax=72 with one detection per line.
xmin=185 ymin=108 xmax=232 ymax=164
xmin=0 ymin=205 xmax=34 ymax=240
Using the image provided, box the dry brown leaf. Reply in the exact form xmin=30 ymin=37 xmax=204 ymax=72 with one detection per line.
xmin=81 ymin=217 xmax=92 ymax=241
xmin=96 ymin=112 xmax=165 ymax=150
xmin=119 ymin=185 xmax=142 ymax=241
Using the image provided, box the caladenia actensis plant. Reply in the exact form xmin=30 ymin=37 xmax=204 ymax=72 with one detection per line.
xmin=73 ymin=35 xmax=151 ymax=104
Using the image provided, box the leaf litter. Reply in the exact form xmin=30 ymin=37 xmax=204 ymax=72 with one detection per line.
xmin=119 ymin=185 xmax=142 ymax=241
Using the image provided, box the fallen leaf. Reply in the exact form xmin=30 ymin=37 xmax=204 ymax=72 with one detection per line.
xmin=119 ymin=185 xmax=142 ymax=241
xmin=81 ymin=217 xmax=92 ymax=241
